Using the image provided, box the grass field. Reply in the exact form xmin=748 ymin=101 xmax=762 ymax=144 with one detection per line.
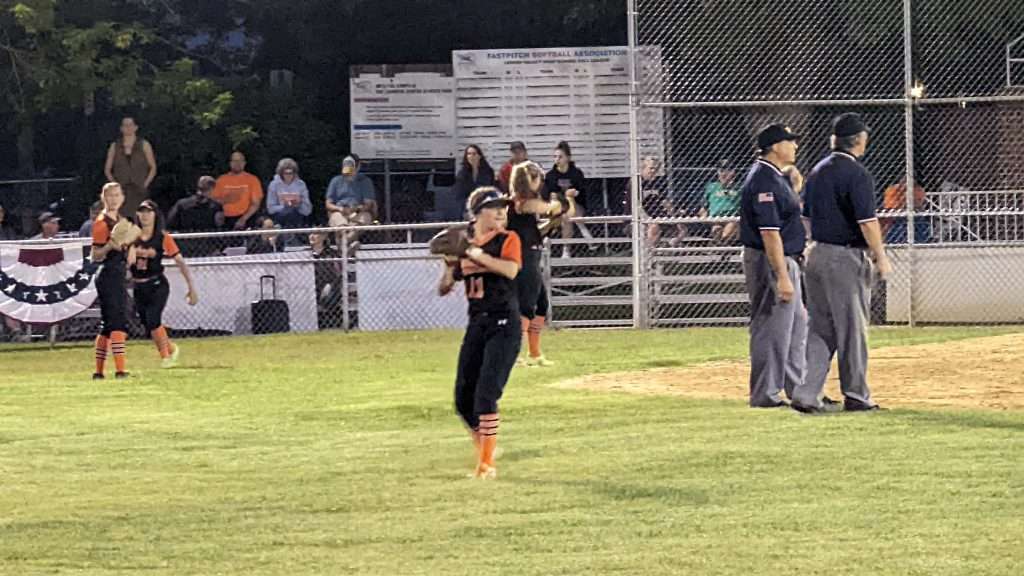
xmin=1 ymin=326 xmax=1022 ymax=575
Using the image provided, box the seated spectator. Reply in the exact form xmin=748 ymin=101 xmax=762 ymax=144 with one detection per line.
xmin=700 ymin=159 xmax=740 ymax=243
xmin=168 ymin=176 xmax=225 ymax=233
xmin=454 ymin=144 xmax=496 ymax=209
xmin=246 ymin=215 xmax=287 ymax=254
xmin=882 ymin=176 xmax=928 ymax=241
xmin=632 ymin=157 xmax=688 ymax=247
xmin=31 ymin=212 xmax=62 ymax=240
xmin=267 ymin=158 xmax=312 ymax=229
xmin=326 ymin=154 xmax=377 ymax=249
xmin=79 ymin=201 xmax=103 ymax=238
xmin=545 ymin=141 xmax=594 ymax=258
xmin=497 ymin=141 xmax=529 ymax=192
xmin=212 ymin=151 xmax=264 ymax=230
xmin=310 ymin=231 xmax=344 ymax=328
xmin=0 ymin=204 xmax=18 ymax=241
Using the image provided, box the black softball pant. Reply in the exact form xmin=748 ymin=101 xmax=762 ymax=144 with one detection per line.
xmin=133 ymin=276 xmax=170 ymax=332
xmin=454 ymin=311 xmax=521 ymax=429
xmin=515 ymin=247 xmax=549 ymax=320
xmin=97 ymin=266 xmax=128 ymax=336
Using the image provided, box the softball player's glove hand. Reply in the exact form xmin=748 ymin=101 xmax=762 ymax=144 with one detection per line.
xmin=429 ymin=227 xmax=471 ymax=258
xmin=109 ymin=219 xmax=142 ymax=247
xmin=538 ymin=193 xmax=575 ymax=238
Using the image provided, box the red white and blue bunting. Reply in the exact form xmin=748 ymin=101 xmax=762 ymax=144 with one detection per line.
xmin=0 ymin=241 xmax=98 ymax=323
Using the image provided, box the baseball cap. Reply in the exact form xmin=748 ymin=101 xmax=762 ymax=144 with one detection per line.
xmin=833 ymin=112 xmax=871 ymax=137
xmin=467 ymin=187 xmax=511 ymax=216
xmin=38 ymin=211 xmax=60 ymax=224
xmin=137 ymin=199 xmax=158 ymax=212
xmin=757 ymin=123 xmax=801 ymax=152
xmin=717 ymin=158 xmax=734 ymax=170
xmin=342 ymin=155 xmax=357 ymax=175
xmin=510 ymin=141 xmax=526 ymax=152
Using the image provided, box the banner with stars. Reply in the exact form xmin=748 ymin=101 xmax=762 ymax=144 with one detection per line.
xmin=0 ymin=241 xmax=98 ymax=324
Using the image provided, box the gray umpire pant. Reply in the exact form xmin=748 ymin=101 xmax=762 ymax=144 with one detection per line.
xmin=743 ymin=247 xmax=807 ymax=407
xmin=792 ymin=242 xmax=875 ymax=409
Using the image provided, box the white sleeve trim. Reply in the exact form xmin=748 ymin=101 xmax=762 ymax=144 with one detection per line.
xmin=857 ymin=217 xmax=878 ymax=224
xmin=758 ymin=226 xmax=781 ymax=231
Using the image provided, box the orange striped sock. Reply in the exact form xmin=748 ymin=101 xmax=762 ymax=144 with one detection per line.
xmin=528 ymin=317 xmax=544 ymax=358
xmin=94 ymin=335 xmax=109 ymax=374
xmin=110 ymin=331 xmax=127 ymax=373
xmin=150 ymin=326 xmax=171 ymax=359
xmin=478 ymin=414 xmax=500 ymax=468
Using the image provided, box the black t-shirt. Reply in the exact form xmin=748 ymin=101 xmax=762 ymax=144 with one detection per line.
xmin=130 ymin=231 xmax=180 ymax=280
xmin=168 ymin=195 xmax=222 ymax=232
xmin=739 ymin=159 xmax=806 ymax=256
xmin=506 ymin=207 xmax=542 ymax=251
xmin=802 ymin=152 xmax=877 ymax=247
xmin=92 ymin=214 xmax=127 ymax=272
xmin=544 ymin=163 xmax=587 ymax=210
xmin=453 ymin=230 xmax=522 ymax=317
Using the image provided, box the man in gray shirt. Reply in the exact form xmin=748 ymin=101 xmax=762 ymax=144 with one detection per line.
xmin=326 ymin=154 xmax=377 ymax=249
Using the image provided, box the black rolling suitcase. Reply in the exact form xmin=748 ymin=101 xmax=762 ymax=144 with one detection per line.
xmin=251 ymin=275 xmax=290 ymax=334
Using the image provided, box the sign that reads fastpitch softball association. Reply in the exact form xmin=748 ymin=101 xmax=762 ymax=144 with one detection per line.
xmin=350 ymin=64 xmax=456 ymax=159
xmin=453 ymin=46 xmax=664 ymax=179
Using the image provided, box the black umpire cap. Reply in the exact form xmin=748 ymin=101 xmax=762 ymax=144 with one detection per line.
xmin=833 ymin=112 xmax=871 ymax=137
xmin=757 ymin=123 xmax=801 ymax=153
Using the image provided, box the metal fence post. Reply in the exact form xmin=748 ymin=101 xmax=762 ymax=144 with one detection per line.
xmin=384 ymin=159 xmax=392 ymax=224
xmin=341 ymin=235 xmax=351 ymax=331
xmin=903 ymin=0 xmax=917 ymax=328
xmin=626 ymin=0 xmax=647 ymax=329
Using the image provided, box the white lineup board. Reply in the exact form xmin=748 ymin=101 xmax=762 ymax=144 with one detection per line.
xmin=452 ymin=46 xmax=663 ymax=178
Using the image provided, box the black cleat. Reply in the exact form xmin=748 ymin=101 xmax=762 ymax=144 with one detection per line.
xmin=844 ymin=398 xmax=883 ymax=412
xmin=114 ymin=371 xmax=130 ymax=380
xmin=92 ymin=373 xmax=104 ymax=380
xmin=792 ymin=401 xmax=843 ymax=415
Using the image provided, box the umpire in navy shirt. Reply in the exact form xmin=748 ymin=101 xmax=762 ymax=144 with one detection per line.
xmin=740 ymin=123 xmax=806 ymax=408
xmin=791 ymin=113 xmax=893 ymax=414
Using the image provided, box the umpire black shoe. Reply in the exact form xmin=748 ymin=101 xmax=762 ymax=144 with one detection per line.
xmin=822 ymin=396 xmax=840 ymax=406
xmin=844 ymin=398 xmax=883 ymax=412
xmin=791 ymin=401 xmax=843 ymax=415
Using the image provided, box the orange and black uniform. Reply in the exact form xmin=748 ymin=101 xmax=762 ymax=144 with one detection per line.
xmin=452 ymin=230 xmax=522 ymax=429
xmin=91 ymin=214 xmax=130 ymax=376
xmin=130 ymin=231 xmax=180 ymax=332
xmin=92 ymin=215 xmax=129 ymax=335
xmin=506 ymin=207 xmax=548 ymax=320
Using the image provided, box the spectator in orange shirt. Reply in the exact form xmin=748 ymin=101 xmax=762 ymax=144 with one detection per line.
xmin=212 ymin=151 xmax=264 ymax=230
xmin=881 ymin=176 xmax=925 ymax=237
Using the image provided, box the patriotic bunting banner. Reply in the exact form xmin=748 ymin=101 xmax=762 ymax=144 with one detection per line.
xmin=0 ymin=241 xmax=98 ymax=323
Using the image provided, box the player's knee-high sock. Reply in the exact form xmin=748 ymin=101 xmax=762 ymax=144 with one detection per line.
xmin=94 ymin=335 xmax=109 ymax=374
xmin=477 ymin=413 xmax=499 ymax=470
xmin=528 ymin=317 xmax=544 ymax=358
xmin=520 ymin=316 xmax=530 ymax=354
xmin=150 ymin=326 xmax=172 ymax=359
xmin=471 ymin=426 xmax=482 ymax=456
xmin=110 ymin=331 xmax=127 ymax=373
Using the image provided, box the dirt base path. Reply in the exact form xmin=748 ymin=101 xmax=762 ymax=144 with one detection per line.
xmin=556 ymin=334 xmax=1024 ymax=411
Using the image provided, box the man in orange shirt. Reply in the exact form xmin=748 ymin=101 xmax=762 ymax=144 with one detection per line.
xmin=881 ymin=176 xmax=925 ymax=238
xmin=212 ymin=151 xmax=264 ymax=230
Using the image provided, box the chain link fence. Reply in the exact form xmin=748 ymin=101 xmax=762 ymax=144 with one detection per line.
xmin=630 ymin=0 xmax=1024 ymax=327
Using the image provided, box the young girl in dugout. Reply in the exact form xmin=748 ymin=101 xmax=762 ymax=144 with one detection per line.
xmin=438 ymin=187 xmax=522 ymax=479
xmin=90 ymin=183 xmax=132 ymax=379
xmin=129 ymin=200 xmax=199 ymax=367
xmin=506 ymin=161 xmax=574 ymax=367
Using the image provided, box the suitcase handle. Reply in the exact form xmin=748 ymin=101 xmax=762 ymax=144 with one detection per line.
xmin=259 ymin=275 xmax=276 ymax=300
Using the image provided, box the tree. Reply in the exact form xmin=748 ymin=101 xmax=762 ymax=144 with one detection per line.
xmin=0 ymin=0 xmax=234 ymax=176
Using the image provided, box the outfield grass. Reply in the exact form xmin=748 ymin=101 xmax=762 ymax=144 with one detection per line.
xmin=1 ymin=326 xmax=1022 ymax=575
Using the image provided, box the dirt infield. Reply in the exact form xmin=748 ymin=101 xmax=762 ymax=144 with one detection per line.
xmin=556 ymin=334 xmax=1024 ymax=411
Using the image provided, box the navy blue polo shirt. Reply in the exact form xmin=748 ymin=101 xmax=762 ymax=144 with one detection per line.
xmin=739 ymin=159 xmax=805 ymax=255
xmin=802 ymin=151 xmax=877 ymax=247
